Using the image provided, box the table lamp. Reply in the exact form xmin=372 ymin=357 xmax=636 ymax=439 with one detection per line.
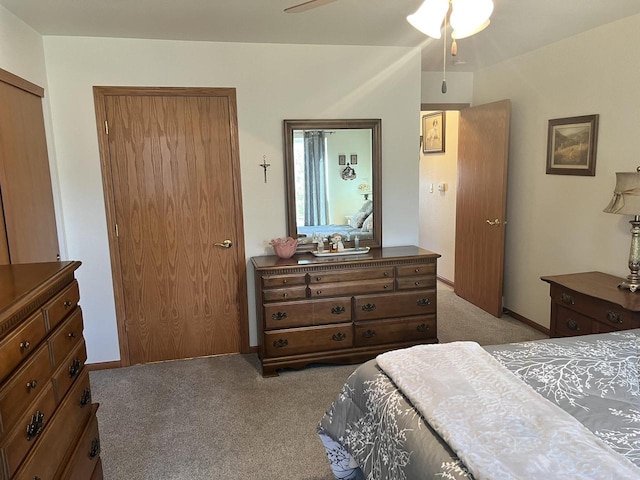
xmin=603 ymin=167 xmax=640 ymax=291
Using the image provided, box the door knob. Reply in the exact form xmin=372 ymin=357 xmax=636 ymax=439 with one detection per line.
xmin=214 ymin=240 xmax=233 ymax=248
xmin=485 ymin=219 xmax=501 ymax=226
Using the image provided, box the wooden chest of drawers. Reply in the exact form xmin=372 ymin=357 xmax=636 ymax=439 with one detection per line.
xmin=252 ymin=246 xmax=440 ymax=376
xmin=0 ymin=262 xmax=102 ymax=480
xmin=541 ymin=271 xmax=640 ymax=337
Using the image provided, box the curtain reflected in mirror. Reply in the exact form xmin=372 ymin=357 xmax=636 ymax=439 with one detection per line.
xmin=284 ymin=119 xmax=382 ymax=251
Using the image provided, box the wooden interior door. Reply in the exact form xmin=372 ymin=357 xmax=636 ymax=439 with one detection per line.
xmin=0 ymin=72 xmax=59 ymax=263
xmin=454 ymin=100 xmax=511 ymax=317
xmin=94 ymin=87 xmax=248 ymax=365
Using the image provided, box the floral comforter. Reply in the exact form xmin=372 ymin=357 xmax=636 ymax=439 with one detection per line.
xmin=317 ymin=330 xmax=640 ymax=479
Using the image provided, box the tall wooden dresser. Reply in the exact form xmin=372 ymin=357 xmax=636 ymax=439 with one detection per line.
xmin=0 ymin=261 xmax=102 ymax=480
xmin=252 ymin=246 xmax=440 ymax=376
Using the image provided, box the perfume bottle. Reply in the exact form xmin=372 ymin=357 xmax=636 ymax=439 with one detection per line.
xmin=354 ymin=235 xmax=360 ymax=250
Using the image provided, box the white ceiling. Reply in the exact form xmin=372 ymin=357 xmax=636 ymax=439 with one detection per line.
xmin=2 ymin=0 xmax=640 ymax=72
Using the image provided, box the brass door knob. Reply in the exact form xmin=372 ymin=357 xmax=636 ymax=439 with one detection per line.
xmin=214 ymin=240 xmax=233 ymax=248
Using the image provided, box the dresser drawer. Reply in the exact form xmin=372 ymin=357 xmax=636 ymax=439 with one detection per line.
xmin=0 ymin=311 xmax=47 ymax=384
xmin=396 ymin=276 xmax=436 ymax=290
xmin=13 ymin=369 xmax=92 ymax=480
xmin=0 ymin=382 xmax=57 ymax=477
xmin=261 ymin=274 xmax=307 ymax=289
xmin=264 ymin=298 xmax=351 ymax=329
xmin=61 ymin=405 xmax=100 ymax=480
xmin=262 ymin=286 xmax=308 ymax=303
xmin=53 ymin=340 xmax=87 ymax=404
xmin=49 ymin=308 xmax=84 ymax=369
xmin=44 ymin=280 xmax=80 ymax=331
xmin=264 ymin=324 xmax=353 ymax=357
xmin=554 ymin=305 xmax=594 ymax=337
xmin=354 ymin=316 xmax=437 ymax=347
xmin=0 ymin=343 xmax=52 ymax=438
xmin=308 ymin=267 xmax=393 ymax=284
xmin=310 ymin=279 xmax=393 ymax=298
xmin=354 ymin=291 xmax=436 ymax=321
xmin=396 ymin=263 xmax=436 ymax=277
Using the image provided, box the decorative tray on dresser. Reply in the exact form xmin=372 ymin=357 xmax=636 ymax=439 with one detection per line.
xmin=252 ymin=246 xmax=440 ymax=376
xmin=0 ymin=261 xmax=103 ymax=480
xmin=541 ymin=271 xmax=640 ymax=338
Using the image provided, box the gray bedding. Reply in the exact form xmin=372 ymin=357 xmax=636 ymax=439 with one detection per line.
xmin=317 ymin=330 xmax=640 ymax=479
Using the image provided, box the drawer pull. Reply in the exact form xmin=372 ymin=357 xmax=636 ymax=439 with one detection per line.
xmin=273 ymin=339 xmax=289 ymax=348
xmin=561 ymin=293 xmax=574 ymax=305
xmin=417 ymin=298 xmax=431 ymax=307
xmin=89 ymin=438 xmax=101 ymax=458
xmin=26 ymin=411 xmax=45 ymax=441
xmin=282 ymin=279 xmax=288 ymax=285
xmin=26 ymin=380 xmax=38 ymax=391
xmin=80 ymin=387 xmax=92 ymax=407
xmin=416 ymin=323 xmax=430 ymax=332
xmin=566 ymin=318 xmax=580 ymax=331
xmin=383 ymin=271 xmax=389 ymax=277
xmin=316 ymin=290 xmax=322 ymax=295
xmin=64 ymin=300 xmax=73 ymax=308
xmin=271 ymin=312 xmax=288 ymax=321
xmin=20 ymin=340 xmax=31 ymax=351
xmin=606 ymin=310 xmax=623 ymax=324
xmin=69 ymin=358 xmax=82 ymax=378
xmin=332 ymin=333 xmax=347 ymax=342
xmin=383 ymin=285 xmax=389 ymax=289
xmin=331 ymin=306 xmax=346 ymax=315
xmin=414 ymin=281 xmax=421 ymax=286
xmin=282 ymin=293 xmax=288 ymax=298
xmin=316 ymin=276 xmax=322 ymax=282
xmin=362 ymin=329 xmax=376 ymax=338
xmin=361 ymin=303 xmax=376 ymax=312
xmin=415 ymin=268 xmax=420 ymax=273
xmin=68 ymin=331 xmax=77 ymax=339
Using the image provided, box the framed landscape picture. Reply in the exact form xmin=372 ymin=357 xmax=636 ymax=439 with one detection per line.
xmin=546 ymin=114 xmax=599 ymax=176
xmin=422 ymin=111 xmax=445 ymax=154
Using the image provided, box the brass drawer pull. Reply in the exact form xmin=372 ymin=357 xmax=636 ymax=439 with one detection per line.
xmin=331 ymin=306 xmax=346 ymax=315
xmin=383 ymin=271 xmax=389 ymax=277
xmin=282 ymin=279 xmax=288 ymax=285
xmin=64 ymin=300 xmax=73 ymax=308
xmin=282 ymin=293 xmax=288 ymax=298
xmin=316 ymin=290 xmax=322 ymax=295
xmin=415 ymin=268 xmax=420 ymax=273
xmin=19 ymin=340 xmax=31 ymax=351
xmin=80 ymin=388 xmax=92 ymax=407
xmin=566 ymin=318 xmax=580 ymax=331
xmin=26 ymin=380 xmax=38 ymax=391
xmin=315 ymin=276 xmax=322 ymax=281
xmin=416 ymin=323 xmax=430 ymax=332
xmin=332 ymin=333 xmax=347 ymax=342
xmin=561 ymin=293 xmax=574 ymax=305
xmin=271 ymin=312 xmax=288 ymax=321
xmin=416 ymin=298 xmax=431 ymax=307
xmin=69 ymin=358 xmax=81 ymax=378
xmin=273 ymin=339 xmax=288 ymax=348
xmin=414 ymin=281 xmax=421 ymax=286
xmin=361 ymin=303 xmax=376 ymax=312
xmin=26 ymin=411 xmax=45 ymax=441
xmin=362 ymin=329 xmax=376 ymax=338
xmin=606 ymin=310 xmax=623 ymax=324
xmin=68 ymin=331 xmax=76 ymax=339
xmin=89 ymin=438 xmax=101 ymax=458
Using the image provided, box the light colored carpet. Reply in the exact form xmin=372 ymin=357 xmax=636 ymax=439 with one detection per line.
xmin=90 ymin=283 xmax=548 ymax=480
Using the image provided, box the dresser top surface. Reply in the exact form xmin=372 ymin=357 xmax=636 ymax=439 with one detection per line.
xmin=251 ymin=245 xmax=440 ymax=270
xmin=0 ymin=261 xmax=80 ymax=315
xmin=541 ymin=271 xmax=640 ymax=312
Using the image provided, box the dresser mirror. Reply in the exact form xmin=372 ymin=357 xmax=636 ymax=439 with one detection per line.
xmin=283 ymin=119 xmax=382 ymax=251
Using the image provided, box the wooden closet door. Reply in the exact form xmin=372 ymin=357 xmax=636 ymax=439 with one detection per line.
xmin=98 ymin=89 xmax=247 ymax=365
xmin=0 ymin=78 xmax=59 ymax=263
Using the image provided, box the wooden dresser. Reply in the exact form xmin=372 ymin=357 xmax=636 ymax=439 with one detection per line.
xmin=252 ymin=246 xmax=440 ymax=376
xmin=0 ymin=261 xmax=102 ymax=480
xmin=541 ymin=271 xmax=640 ymax=337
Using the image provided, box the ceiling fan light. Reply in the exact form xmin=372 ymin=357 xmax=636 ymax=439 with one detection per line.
xmin=406 ymin=0 xmax=449 ymax=39
xmin=452 ymin=19 xmax=490 ymax=40
xmin=450 ymin=0 xmax=493 ymax=39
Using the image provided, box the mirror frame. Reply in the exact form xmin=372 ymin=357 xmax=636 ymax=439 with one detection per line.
xmin=283 ymin=118 xmax=382 ymax=251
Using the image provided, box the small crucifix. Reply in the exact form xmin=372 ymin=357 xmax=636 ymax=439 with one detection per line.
xmin=259 ymin=155 xmax=271 ymax=183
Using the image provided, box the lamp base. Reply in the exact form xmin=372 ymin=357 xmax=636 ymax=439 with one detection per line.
xmin=618 ymin=279 xmax=640 ymax=293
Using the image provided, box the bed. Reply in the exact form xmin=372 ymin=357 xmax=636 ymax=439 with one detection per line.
xmin=298 ymin=201 xmax=374 ymax=242
xmin=318 ymin=330 xmax=640 ymax=479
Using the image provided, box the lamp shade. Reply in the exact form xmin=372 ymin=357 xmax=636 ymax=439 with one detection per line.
xmin=406 ymin=0 xmax=449 ymax=39
xmin=603 ymin=171 xmax=640 ymax=215
xmin=450 ymin=0 xmax=493 ymax=39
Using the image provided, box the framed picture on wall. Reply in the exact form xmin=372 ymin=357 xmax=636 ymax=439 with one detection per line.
xmin=546 ymin=114 xmax=599 ymax=176
xmin=350 ymin=154 xmax=358 ymax=165
xmin=338 ymin=154 xmax=346 ymax=165
xmin=422 ymin=111 xmax=445 ymax=154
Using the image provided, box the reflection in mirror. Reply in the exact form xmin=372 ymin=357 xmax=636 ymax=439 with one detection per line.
xmin=284 ymin=119 xmax=381 ymax=251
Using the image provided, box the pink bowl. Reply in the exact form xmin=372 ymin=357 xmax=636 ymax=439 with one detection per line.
xmin=270 ymin=237 xmax=298 ymax=259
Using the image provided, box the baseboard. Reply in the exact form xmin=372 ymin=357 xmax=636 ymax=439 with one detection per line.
xmin=504 ymin=308 xmax=550 ymax=336
xmin=248 ymin=345 xmax=258 ymax=354
xmin=86 ymin=360 xmax=122 ymax=371
xmin=437 ymin=275 xmax=454 ymax=287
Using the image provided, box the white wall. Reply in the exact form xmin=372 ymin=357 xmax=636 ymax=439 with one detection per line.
xmin=472 ymin=13 xmax=640 ymax=329
xmin=421 ymin=71 xmax=473 ymax=104
xmin=42 ymin=36 xmax=422 ymax=362
xmin=419 ymin=111 xmax=459 ymax=282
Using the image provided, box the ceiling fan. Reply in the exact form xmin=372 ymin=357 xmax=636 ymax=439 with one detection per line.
xmin=284 ymin=0 xmax=339 ymax=13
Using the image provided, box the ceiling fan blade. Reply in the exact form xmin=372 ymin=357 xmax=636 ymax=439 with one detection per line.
xmin=284 ymin=0 xmax=339 ymax=13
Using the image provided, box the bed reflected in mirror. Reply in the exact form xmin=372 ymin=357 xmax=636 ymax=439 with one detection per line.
xmin=283 ymin=119 xmax=381 ymax=251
